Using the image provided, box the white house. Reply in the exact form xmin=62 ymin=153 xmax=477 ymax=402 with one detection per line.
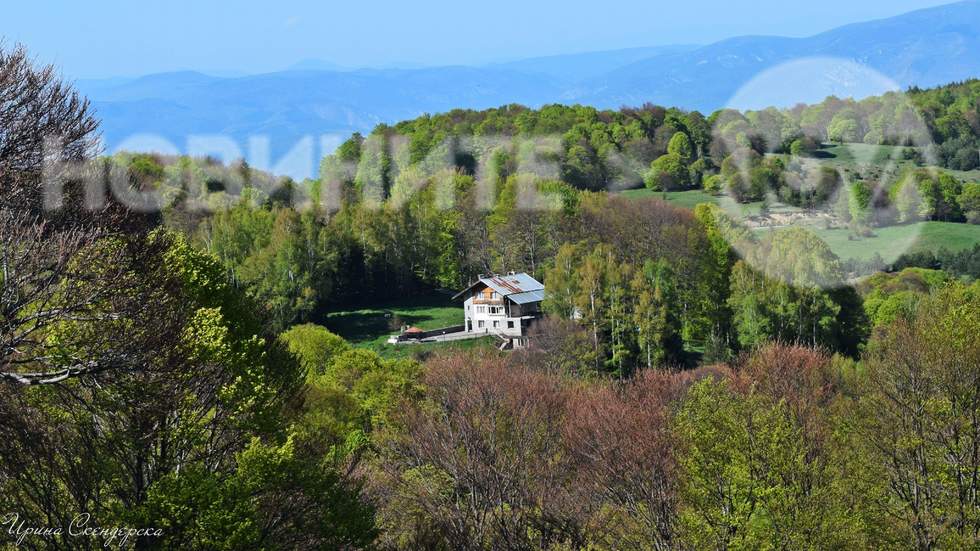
xmin=453 ymin=272 xmax=545 ymax=339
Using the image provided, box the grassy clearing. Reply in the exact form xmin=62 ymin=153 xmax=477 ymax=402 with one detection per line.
xmin=322 ymin=291 xmax=462 ymax=347
xmin=620 ymin=188 xmax=779 ymax=217
xmin=751 ymin=222 xmax=980 ymax=264
xmin=620 ymin=188 xmax=718 ymax=209
xmin=321 ymin=291 xmax=499 ymax=359
xmin=807 ymin=222 xmax=980 ymax=264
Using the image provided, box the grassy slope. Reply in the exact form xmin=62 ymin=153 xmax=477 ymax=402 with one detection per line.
xmin=619 ymin=188 xmax=802 ymax=218
xmin=808 ymin=222 xmax=980 ymax=263
xmin=620 ymin=188 xmax=719 ymax=209
xmin=321 ymin=291 xmax=497 ymax=359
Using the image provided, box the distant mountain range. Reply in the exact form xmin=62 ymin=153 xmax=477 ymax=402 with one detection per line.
xmin=76 ymin=1 xmax=980 ymax=178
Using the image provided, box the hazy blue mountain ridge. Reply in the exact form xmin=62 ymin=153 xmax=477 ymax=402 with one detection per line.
xmin=79 ymin=1 xmax=980 ymax=176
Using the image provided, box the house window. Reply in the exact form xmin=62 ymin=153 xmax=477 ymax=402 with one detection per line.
xmin=477 ymin=306 xmax=485 ymax=313
xmin=478 ymin=320 xmax=485 ymax=329
xmin=493 ymin=321 xmax=499 ymax=328
xmin=489 ymin=306 xmax=502 ymax=315
xmin=507 ymin=321 xmax=514 ymax=329
xmin=491 ymin=291 xmax=498 ymax=299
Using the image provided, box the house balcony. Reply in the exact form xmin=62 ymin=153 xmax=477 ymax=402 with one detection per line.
xmin=472 ymin=299 xmax=504 ymax=305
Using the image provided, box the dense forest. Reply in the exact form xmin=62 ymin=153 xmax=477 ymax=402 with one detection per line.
xmin=2 ymin=42 xmax=980 ymax=549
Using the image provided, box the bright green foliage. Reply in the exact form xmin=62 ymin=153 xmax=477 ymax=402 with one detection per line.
xmin=676 ymin=378 xmax=862 ymax=550
xmin=125 ymin=241 xmax=413 ymax=548
xmin=855 ymin=281 xmax=980 ymax=548
xmin=562 ymin=143 xmax=605 ymax=190
xmin=702 ymin=173 xmax=723 ymax=195
xmin=644 ymin=128 xmax=704 ymax=191
xmin=865 ymin=290 xmax=919 ymax=328
xmin=126 ymin=153 xmax=166 ymax=184
xmin=930 ymin=171 xmax=964 ymax=221
xmin=337 ymin=132 xmax=365 ymax=163
xmin=354 ymin=131 xmax=393 ymax=205
xmin=162 ymin=233 xmax=303 ymax=433
xmin=893 ymin=173 xmax=925 ymax=223
xmin=789 ymin=137 xmax=820 ymax=156
xmin=575 ymin=244 xmax=616 ymax=373
xmin=689 ymin=204 xmax=741 ymax=358
xmin=789 ymin=139 xmax=805 ymax=156
xmin=280 ymin=323 xmax=351 ymax=377
xmin=6 ymin=230 xmax=379 ymax=548
xmin=545 ymin=241 xmax=695 ymax=374
xmin=321 ymin=349 xmax=423 ymax=432
xmin=207 ymin=197 xmax=275 ymax=271
xmin=848 ymin=181 xmax=873 ymax=227
xmin=960 ymin=182 xmax=980 ymax=224
xmin=544 ymin=243 xmax=638 ymax=374
xmin=688 ymin=157 xmax=709 ymax=188
xmin=908 ymin=80 xmax=980 ymax=170
xmin=893 ymin=169 xmax=965 ymax=222
xmin=728 ymin=228 xmax=853 ymax=350
xmin=645 ymin=152 xmax=689 ymax=191
xmin=131 ymin=437 xmax=377 ymax=550
xmin=237 ymin=209 xmax=320 ymax=330
xmin=540 ymin=201 xmax=758 ymax=370
xmin=604 ymin=255 xmax=636 ymax=374
xmin=858 ymin=268 xmax=951 ymax=329
xmin=667 ymin=132 xmax=693 ymax=162
xmin=162 ymin=230 xmax=256 ymax=330
xmin=205 ymin=200 xmax=344 ymax=331
xmin=182 ymin=307 xmax=286 ymax=432
xmin=632 ymin=259 xmax=681 ymax=368
xmin=487 ymin=174 xmax=575 ymax=275
xmin=542 ymin=242 xmax=582 ymax=319
xmin=827 ymin=112 xmax=862 ymax=143
xmin=288 ymin=341 xmax=422 ymax=472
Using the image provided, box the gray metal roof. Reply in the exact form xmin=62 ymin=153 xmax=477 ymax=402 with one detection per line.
xmin=508 ymin=289 xmax=546 ymax=305
xmin=452 ymin=272 xmax=545 ymax=301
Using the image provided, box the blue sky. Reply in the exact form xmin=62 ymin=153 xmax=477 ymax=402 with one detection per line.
xmin=3 ymin=0 xmax=958 ymax=78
